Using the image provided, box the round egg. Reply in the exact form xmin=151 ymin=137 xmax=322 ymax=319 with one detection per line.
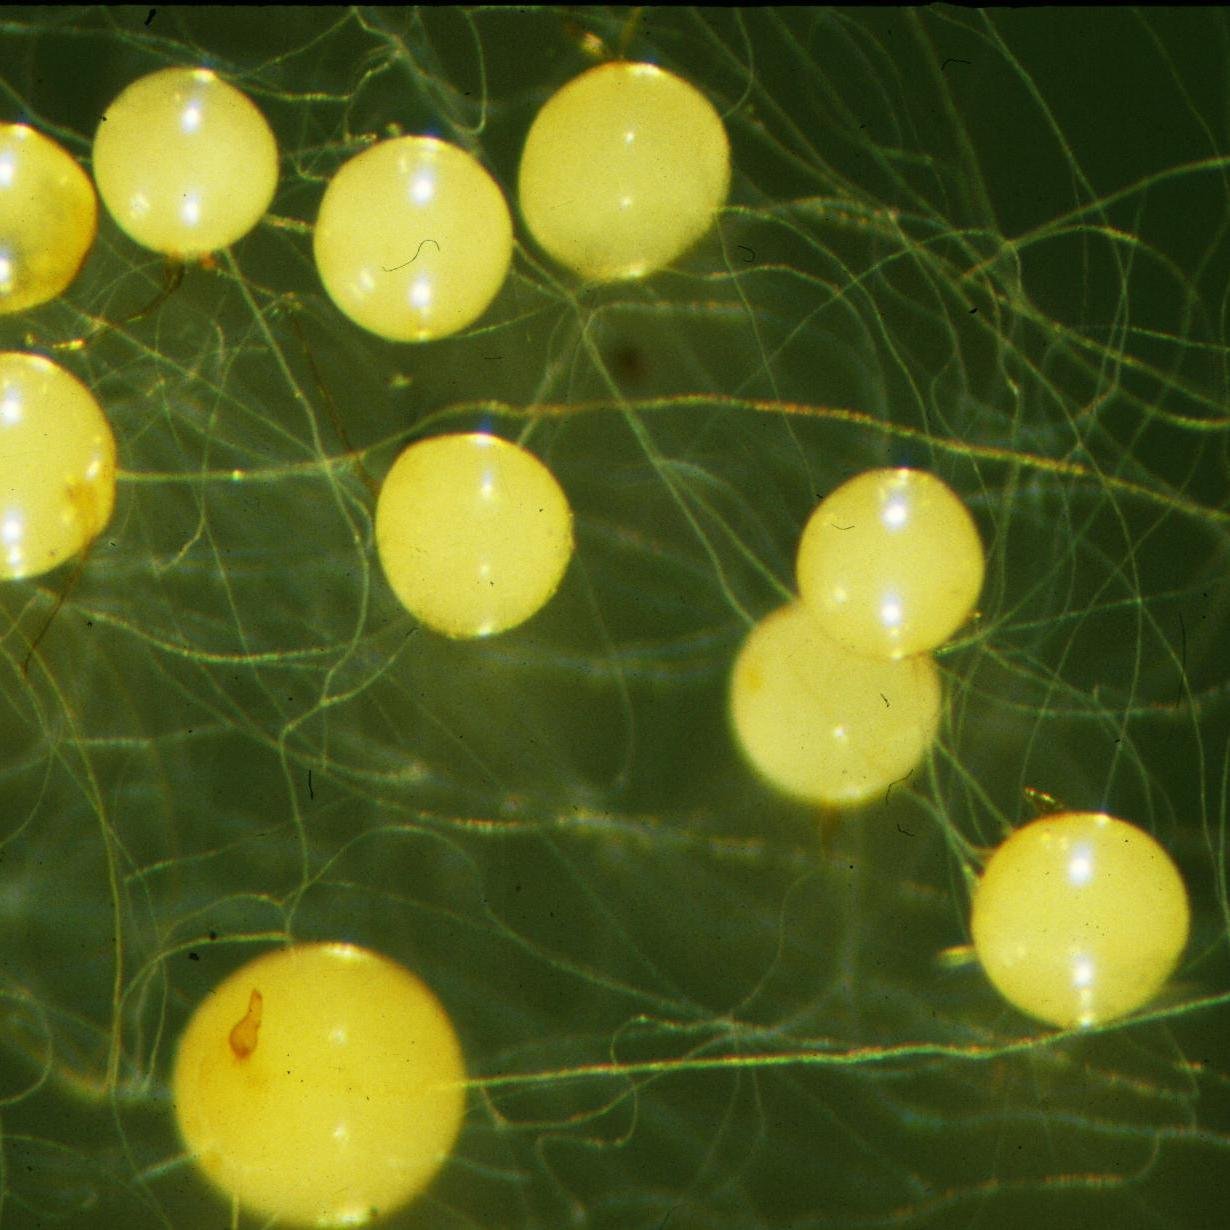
xmin=971 ymin=811 xmax=1189 ymax=1028
xmin=0 ymin=124 xmax=97 ymax=313
xmin=375 ymin=432 xmax=573 ymax=637
xmin=314 ymin=136 xmax=512 ymax=341
xmin=796 ymin=467 xmax=985 ymax=659
xmin=518 ymin=61 xmax=730 ymax=281
xmin=729 ymin=600 xmax=942 ymax=806
xmin=93 ymin=66 xmax=278 ymax=257
xmin=0 ymin=351 xmax=116 ymax=580
xmin=172 ymin=941 xmax=467 ymax=1227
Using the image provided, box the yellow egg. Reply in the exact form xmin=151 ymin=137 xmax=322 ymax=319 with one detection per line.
xmin=729 ymin=601 xmax=942 ymax=807
xmin=172 ymin=942 xmax=466 ymax=1228
xmin=93 ymin=67 xmax=278 ymax=258
xmin=0 ymin=352 xmax=116 ymax=580
xmin=313 ymin=136 xmax=512 ymax=341
xmin=0 ymin=124 xmax=97 ymax=313
xmin=375 ymin=432 xmax=573 ymax=637
xmin=796 ymin=468 xmax=985 ymax=659
xmin=518 ymin=61 xmax=730 ymax=281
xmin=971 ymin=812 xmax=1190 ymax=1029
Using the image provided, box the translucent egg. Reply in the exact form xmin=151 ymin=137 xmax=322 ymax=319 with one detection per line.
xmin=375 ymin=432 xmax=573 ymax=637
xmin=518 ymin=61 xmax=730 ymax=282
xmin=796 ymin=468 xmax=985 ymax=660
xmin=314 ymin=136 xmax=513 ymax=341
xmin=971 ymin=811 xmax=1190 ymax=1029
xmin=729 ymin=601 xmax=942 ymax=807
xmin=172 ymin=941 xmax=466 ymax=1228
xmin=92 ymin=67 xmax=278 ymax=258
xmin=0 ymin=352 xmax=116 ymax=580
xmin=0 ymin=124 xmax=97 ymax=313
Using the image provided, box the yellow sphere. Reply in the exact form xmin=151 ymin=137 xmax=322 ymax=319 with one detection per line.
xmin=796 ymin=468 xmax=985 ymax=659
xmin=729 ymin=601 xmax=941 ymax=807
xmin=93 ymin=67 xmax=278 ymax=257
xmin=172 ymin=942 xmax=466 ymax=1228
xmin=0 ymin=352 xmax=116 ymax=580
xmin=0 ymin=124 xmax=97 ymax=313
xmin=314 ymin=136 xmax=512 ymax=341
xmin=971 ymin=812 xmax=1190 ymax=1029
xmin=375 ymin=433 xmax=573 ymax=637
xmin=518 ymin=61 xmax=730 ymax=281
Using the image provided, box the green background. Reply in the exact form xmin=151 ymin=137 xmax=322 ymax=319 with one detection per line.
xmin=0 ymin=7 xmax=1227 ymax=1229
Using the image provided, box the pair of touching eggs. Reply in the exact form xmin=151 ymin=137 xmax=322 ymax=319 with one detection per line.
xmin=729 ymin=467 xmax=983 ymax=810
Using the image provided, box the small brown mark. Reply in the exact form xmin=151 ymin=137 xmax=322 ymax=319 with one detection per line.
xmin=608 ymin=342 xmax=648 ymax=387
xmin=66 ymin=468 xmax=113 ymax=540
xmin=229 ymin=988 xmax=263 ymax=1059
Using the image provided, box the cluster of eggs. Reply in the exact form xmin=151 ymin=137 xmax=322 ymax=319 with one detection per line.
xmin=0 ymin=58 xmax=728 ymax=1228
xmin=8 ymin=63 xmax=728 ymax=314
xmin=729 ymin=470 xmax=1189 ymax=1031
xmin=1 ymin=58 xmax=1194 ymax=1228
xmin=2 ymin=61 xmax=730 ymax=637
